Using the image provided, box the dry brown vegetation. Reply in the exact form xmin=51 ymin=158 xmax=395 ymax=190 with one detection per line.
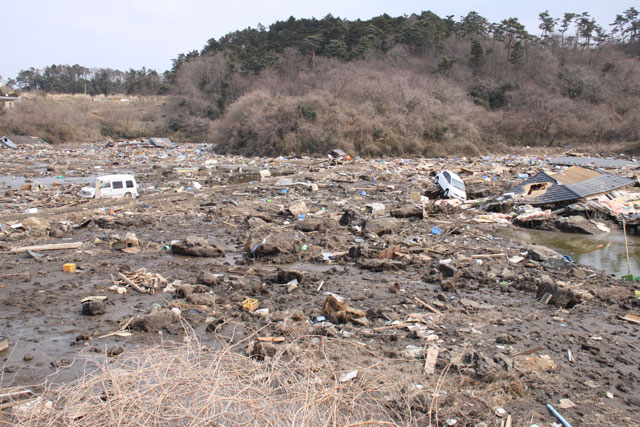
xmin=2 ymin=36 xmax=640 ymax=155
xmin=9 ymin=331 xmax=407 ymax=426
xmin=0 ymin=94 xmax=166 ymax=144
xmin=170 ymin=41 xmax=640 ymax=156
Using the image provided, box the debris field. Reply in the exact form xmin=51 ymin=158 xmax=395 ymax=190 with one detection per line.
xmin=1 ymin=143 xmax=639 ymax=425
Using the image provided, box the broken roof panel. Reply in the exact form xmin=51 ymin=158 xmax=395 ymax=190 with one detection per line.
xmin=551 ymin=166 xmax=600 ymax=186
xmin=148 ymin=138 xmax=175 ymax=148
xmin=549 ymin=156 xmax=637 ymax=169
xmin=4 ymin=135 xmax=49 ymax=147
xmin=0 ymin=136 xmax=18 ymax=149
xmin=509 ymin=167 xmax=636 ymax=205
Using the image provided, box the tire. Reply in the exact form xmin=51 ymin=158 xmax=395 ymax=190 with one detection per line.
xmin=443 ymin=189 xmax=449 ymax=198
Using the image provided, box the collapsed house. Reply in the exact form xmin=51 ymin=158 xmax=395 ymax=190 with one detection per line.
xmin=510 ymin=166 xmax=636 ymax=206
xmin=506 ymin=166 xmax=640 ymax=229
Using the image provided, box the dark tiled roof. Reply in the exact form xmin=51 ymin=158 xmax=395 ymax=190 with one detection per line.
xmin=508 ymin=171 xmax=636 ymax=204
xmin=549 ymin=156 xmax=637 ymax=169
xmin=569 ymin=174 xmax=636 ymax=198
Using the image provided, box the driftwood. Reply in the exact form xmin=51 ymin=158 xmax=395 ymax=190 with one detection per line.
xmin=10 ymin=242 xmax=82 ymax=253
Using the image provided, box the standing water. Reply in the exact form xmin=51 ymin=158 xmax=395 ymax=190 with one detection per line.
xmin=494 ymin=226 xmax=640 ymax=279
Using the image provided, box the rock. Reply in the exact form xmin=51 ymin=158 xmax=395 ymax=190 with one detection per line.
xmin=198 ymin=271 xmax=224 ymax=287
xmin=252 ymin=233 xmax=299 ymax=258
xmin=82 ymin=301 xmax=106 ymax=316
xmin=131 ymin=309 xmax=180 ymax=332
xmin=515 ymin=354 xmax=556 ymax=372
xmin=348 ymin=246 xmax=362 ymax=258
xmin=558 ymin=398 xmax=576 ymax=409
xmin=438 ymin=263 xmax=456 ymax=278
xmin=366 ymin=218 xmax=401 ymax=236
xmin=76 ymin=333 xmax=91 ymax=342
xmin=107 ymin=345 xmax=124 ymax=357
xmin=276 ymin=269 xmax=304 ymax=284
xmin=570 ymin=267 xmax=587 ymax=280
xmin=390 ymin=206 xmax=423 ymax=219
xmin=295 ymin=218 xmax=327 ymax=232
xmin=312 ymin=322 xmax=339 ymax=337
xmin=187 ymin=293 xmax=216 ymax=306
xmin=22 ymin=217 xmax=50 ymax=233
xmin=501 ymin=267 xmax=517 ymax=281
xmin=288 ymin=200 xmax=308 ymax=216
xmin=536 ymin=282 xmax=578 ymax=308
xmin=402 ymin=345 xmax=424 ymax=360
xmin=322 ymin=293 xmax=367 ymax=323
xmin=176 ymin=284 xmax=210 ymax=299
xmin=252 ymin=341 xmax=278 ymax=359
xmin=365 ymin=202 xmax=385 ymax=215
xmin=49 ymin=228 xmax=65 ymax=238
xmin=496 ymin=333 xmax=518 ymax=344
xmin=526 ymin=245 xmax=560 ymax=262
xmin=555 ymin=216 xmax=598 ymax=234
xmin=339 ymin=210 xmax=356 ymax=226
xmin=358 ymin=259 xmax=406 ymax=272
xmin=171 ymin=236 xmax=224 ymax=257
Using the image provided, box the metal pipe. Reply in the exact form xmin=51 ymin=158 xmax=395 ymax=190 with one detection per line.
xmin=547 ymin=404 xmax=572 ymax=427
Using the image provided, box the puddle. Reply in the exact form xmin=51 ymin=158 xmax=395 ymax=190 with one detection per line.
xmin=494 ymin=226 xmax=640 ymax=278
xmin=0 ymin=175 xmax=91 ymax=189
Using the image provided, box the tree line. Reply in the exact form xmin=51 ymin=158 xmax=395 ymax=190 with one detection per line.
xmin=7 ymin=65 xmax=168 ymax=96
xmin=6 ymin=7 xmax=639 ymax=95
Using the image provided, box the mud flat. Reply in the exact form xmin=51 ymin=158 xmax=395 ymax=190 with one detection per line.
xmin=1 ymin=144 xmax=639 ymax=425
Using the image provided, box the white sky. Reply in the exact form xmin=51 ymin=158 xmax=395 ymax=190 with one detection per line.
xmin=3 ymin=0 xmax=636 ymax=80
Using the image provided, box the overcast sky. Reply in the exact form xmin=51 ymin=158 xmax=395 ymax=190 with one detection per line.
xmin=3 ymin=0 xmax=636 ymax=81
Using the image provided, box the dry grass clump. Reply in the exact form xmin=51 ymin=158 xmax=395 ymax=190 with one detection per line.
xmin=10 ymin=335 xmax=405 ymax=426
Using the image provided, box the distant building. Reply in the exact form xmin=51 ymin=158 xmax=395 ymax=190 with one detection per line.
xmin=0 ymin=95 xmax=20 ymax=111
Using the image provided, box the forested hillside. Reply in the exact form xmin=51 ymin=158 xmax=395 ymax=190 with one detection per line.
xmin=3 ymin=9 xmax=640 ymax=155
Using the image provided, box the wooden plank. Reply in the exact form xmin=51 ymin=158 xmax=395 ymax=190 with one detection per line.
xmin=10 ymin=242 xmax=82 ymax=253
xmin=621 ymin=313 xmax=640 ymax=325
xmin=117 ymin=272 xmax=147 ymax=294
xmin=424 ymin=347 xmax=439 ymax=375
xmin=414 ymin=297 xmax=444 ymax=316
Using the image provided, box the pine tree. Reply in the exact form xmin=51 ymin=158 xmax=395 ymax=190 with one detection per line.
xmin=470 ymin=39 xmax=485 ymax=75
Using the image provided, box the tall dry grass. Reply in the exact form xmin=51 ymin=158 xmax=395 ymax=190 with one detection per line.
xmin=7 ymin=332 xmax=408 ymax=426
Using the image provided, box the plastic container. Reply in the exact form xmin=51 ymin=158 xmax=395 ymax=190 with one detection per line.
xmin=241 ymin=298 xmax=259 ymax=312
xmin=63 ymin=263 xmax=76 ymax=273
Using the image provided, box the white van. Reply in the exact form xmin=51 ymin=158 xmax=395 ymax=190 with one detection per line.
xmin=79 ymin=174 xmax=138 ymax=199
xmin=434 ymin=170 xmax=467 ymax=200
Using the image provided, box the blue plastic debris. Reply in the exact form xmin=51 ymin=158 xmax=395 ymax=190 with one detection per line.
xmin=281 ymin=188 xmax=288 ymax=194
xmin=431 ymin=227 xmax=442 ymax=235
xmin=562 ymin=255 xmax=574 ymax=263
xmin=518 ymin=173 xmax=529 ymax=179
xmin=312 ymin=316 xmax=326 ymax=325
xmin=297 ymin=214 xmax=305 ymax=220
xmin=359 ymin=190 xmax=367 ymax=196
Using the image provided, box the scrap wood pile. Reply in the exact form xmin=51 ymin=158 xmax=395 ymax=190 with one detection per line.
xmin=111 ymin=268 xmax=167 ymax=294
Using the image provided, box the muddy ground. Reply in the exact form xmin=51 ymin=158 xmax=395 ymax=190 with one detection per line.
xmin=1 ymin=146 xmax=639 ymax=425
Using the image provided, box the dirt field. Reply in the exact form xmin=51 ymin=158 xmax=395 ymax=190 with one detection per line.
xmin=1 ymin=144 xmax=639 ymax=425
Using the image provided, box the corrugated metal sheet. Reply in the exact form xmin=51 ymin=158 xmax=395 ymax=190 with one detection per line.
xmin=549 ymin=156 xmax=637 ymax=169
